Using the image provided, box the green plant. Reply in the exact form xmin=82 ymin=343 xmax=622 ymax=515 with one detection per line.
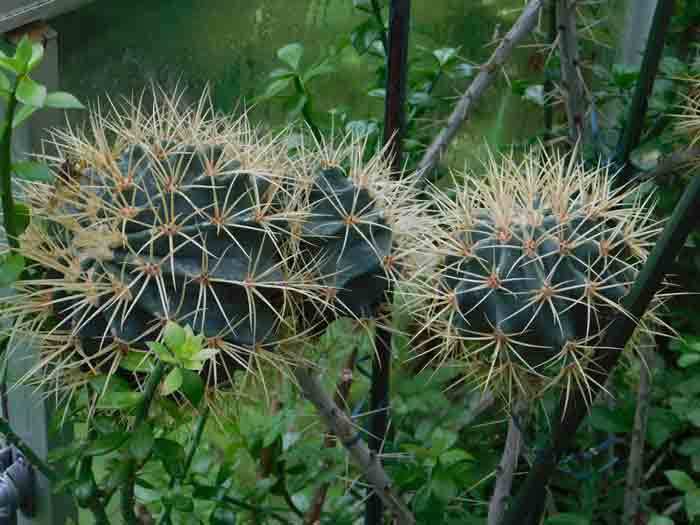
xmin=408 ymin=149 xmax=666 ymax=403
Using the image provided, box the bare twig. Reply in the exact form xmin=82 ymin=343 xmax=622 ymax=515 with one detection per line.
xmin=417 ymin=0 xmax=545 ymax=181
xmin=632 ymin=147 xmax=700 ymax=184
xmin=293 ymin=367 xmax=416 ymax=525
xmin=488 ymin=401 xmax=527 ymax=525
xmin=556 ymin=0 xmax=585 ymax=143
xmin=305 ymin=349 xmax=359 ymax=525
xmin=623 ymin=335 xmax=655 ymax=523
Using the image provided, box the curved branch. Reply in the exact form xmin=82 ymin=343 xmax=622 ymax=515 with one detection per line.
xmin=417 ymin=0 xmax=545 ymax=182
xmin=293 ymin=367 xmax=416 ymax=525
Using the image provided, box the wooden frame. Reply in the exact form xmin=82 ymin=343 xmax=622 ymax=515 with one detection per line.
xmin=0 ymin=0 xmax=91 ymax=34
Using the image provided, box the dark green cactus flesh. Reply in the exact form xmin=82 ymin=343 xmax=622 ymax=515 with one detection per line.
xmin=412 ymin=152 xmax=662 ymax=395
xmin=10 ymin=95 xmax=411 ymax=391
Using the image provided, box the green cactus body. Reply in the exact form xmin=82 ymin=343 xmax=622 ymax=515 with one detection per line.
xmin=411 ymin=151 xmax=663 ymax=399
xmin=6 ymin=91 xmax=419 ymax=394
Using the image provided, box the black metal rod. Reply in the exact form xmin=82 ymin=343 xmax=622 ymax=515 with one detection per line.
xmin=616 ymin=0 xmax=675 ymax=185
xmin=366 ymin=2 xmax=410 ymax=524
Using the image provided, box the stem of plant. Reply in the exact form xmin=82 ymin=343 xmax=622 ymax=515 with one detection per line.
xmin=500 ymin=169 xmax=700 ymax=525
xmin=543 ymin=0 xmax=556 ymax=140
xmin=616 ymin=0 xmax=675 ymax=185
xmin=0 ymin=83 xmax=19 ymax=251
xmin=366 ymin=2 xmax=410 ymax=524
xmin=121 ymin=360 xmax=167 ymax=525
xmin=157 ymin=406 xmax=210 ymax=525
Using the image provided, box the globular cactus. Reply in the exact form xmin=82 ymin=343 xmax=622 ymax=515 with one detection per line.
xmin=5 ymin=89 xmax=421 ymax=398
xmin=407 ymin=150 xmax=667 ymax=403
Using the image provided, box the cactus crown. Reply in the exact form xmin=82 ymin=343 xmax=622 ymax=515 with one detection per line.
xmin=408 ymin=149 xmax=668 ymax=405
xmin=4 ymin=89 xmax=422 ymax=402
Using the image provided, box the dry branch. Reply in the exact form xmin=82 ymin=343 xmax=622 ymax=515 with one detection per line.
xmin=557 ymin=0 xmax=585 ymax=142
xmin=417 ymin=0 xmax=545 ymax=181
xmin=488 ymin=402 xmax=526 ymax=525
xmin=623 ymin=335 xmax=655 ymax=523
xmin=293 ymin=367 xmax=416 ymax=525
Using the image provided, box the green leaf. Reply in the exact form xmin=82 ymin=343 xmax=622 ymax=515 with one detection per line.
xmin=0 ymin=71 xmax=9 ymax=92
xmin=368 ymin=88 xmax=386 ymax=99
xmin=679 ymin=353 xmax=700 ymax=368
xmin=688 ymin=408 xmax=700 ymax=427
xmin=268 ymin=67 xmax=295 ymax=80
xmin=648 ymin=515 xmax=674 ymax=525
xmin=352 ymin=0 xmax=373 ymax=12
xmin=261 ymin=78 xmax=292 ymax=100
xmin=128 ymin=423 xmax=154 ymax=462
xmin=27 ymin=42 xmax=44 ymax=72
xmin=45 ymin=91 xmax=84 ymax=109
xmin=210 ymin=506 xmax=237 ymax=525
xmin=13 ymin=37 xmax=33 ymax=71
xmin=97 ymin=391 xmax=144 ymax=411
xmin=84 ymin=431 xmax=129 ymax=456
xmin=430 ymin=468 xmax=458 ymax=503
xmin=277 ymin=43 xmax=304 ymax=71
xmin=154 ymin=438 xmax=186 ymax=478
xmin=285 ymin=92 xmax=308 ymax=119
xmin=439 ymin=449 xmax=474 ymax=466
xmin=589 ymin=406 xmax=633 ymax=433
xmin=686 ymin=489 xmax=700 ymax=521
xmin=163 ymin=321 xmax=186 ymax=351
xmin=161 ymin=367 xmax=183 ymax=397
xmin=0 ymin=56 xmax=19 ymax=75
xmin=303 ymin=60 xmax=336 ymax=82
xmin=430 ymin=428 xmax=458 ymax=455
xmin=13 ymin=202 xmax=30 ymax=236
xmin=12 ymin=104 xmax=38 ymax=128
xmin=119 ymin=351 xmax=155 ymax=372
xmin=0 ymin=254 xmax=25 ymax=286
xmin=451 ymin=63 xmax=474 ymax=78
xmin=16 ymin=76 xmax=46 ymax=107
xmin=665 ymin=470 xmax=697 ymax=493
xmin=180 ymin=369 xmax=204 ymax=406
xmin=147 ymin=341 xmax=177 ymax=364
xmin=11 ymin=161 xmax=52 ymax=183
xmin=102 ymin=461 xmax=131 ymax=493
xmin=433 ymin=47 xmax=459 ymax=67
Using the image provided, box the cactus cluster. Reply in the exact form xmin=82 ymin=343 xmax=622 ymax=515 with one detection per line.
xmin=6 ymin=90 xmax=421 ymax=396
xmin=406 ymin=150 xmax=668 ymax=402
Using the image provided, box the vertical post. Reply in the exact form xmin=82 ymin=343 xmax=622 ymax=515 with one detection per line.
xmin=366 ymin=2 xmax=410 ymax=525
xmin=1 ymin=23 xmax=77 ymax=525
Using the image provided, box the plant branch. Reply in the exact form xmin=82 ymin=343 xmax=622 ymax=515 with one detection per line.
xmin=616 ymin=0 xmax=676 ymax=185
xmin=293 ymin=367 xmax=416 ymax=525
xmin=501 ymin=170 xmax=700 ymax=525
xmin=157 ymin=406 xmax=210 ymax=525
xmin=416 ymin=0 xmax=544 ymax=182
xmin=488 ymin=402 xmax=526 ymax=525
xmin=557 ymin=0 xmax=585 ymax=143
xmin=623 ymin=335 xmax=654 ymax=523
xmin=121 ymin=361 xmax=168 ymax=525
xmin=305 ymin=348 xmax=359 ymax=525
xmin=632 ymin=147 xmax=700 ymax=184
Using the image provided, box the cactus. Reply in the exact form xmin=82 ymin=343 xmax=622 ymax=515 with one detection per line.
xmin=408 ymin=149 xmax=668 ymax=402
xmin=5 ymin=89 xmax=421 ymax=397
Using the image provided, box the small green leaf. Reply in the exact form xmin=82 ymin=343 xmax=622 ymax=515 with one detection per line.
xmin=163 ymin=321 xmax=186 ymax=351
xmin=352 ymin=0 xmax=373 ymax=12
xmin=161 ymin=367 xmax=183 ymax=397
xmin=154 ymin=438 xmax=186 ymax=478
xmin=0 ymin=254 xmax=25 ymax=286
xmin=0 ymin=72 xmax=9 ymax=92
xmin=210 ymin=506 xmax=237 ymax=525
xmin=11 ymin=161 xmax=52 ymax=183
xmin=13 ymin=37 xmax=34 ymax=71
xmin=439 ymin=449 xmax=474 ymax=465
xmin=688 ymin=408 xmax=700 ymax=427
xmin=277 ymin=43 xmax=304 ymax=71
xmin=16 ymin=76 xmax=47 ymax=107
xmin=665 ymin=470 xmax=698 ymax=493
xmin=0 ymin=56 xmax=19 ymax=75
xmin=433 ymin=47 xmax=459 ymax=67
xmin=686 ymin=489 xmax=700 ymax=521
xmin=452 ymin=63 xmax=475 ymax=78
xmin=45 ymin=91 xmax=84 ymax=109
xmin=102 ymin=461 xmax=131 ymax=493
xmin=303 ymin=60 xmax=336 ymax=82
xmin=27 ymin=42 xmax=44 ymax=72
xmin=268 ymin=68 xmax=295 ymax=80
xmin=12 ymin=104 xmax=38 ymax=128
xmin=648 ymin=515 xmax=674 ymax=525
xmin=128 ymin=423 xmax=154 ymax=462
xmin=84 ymin=431 xmax=129 ymax=456
xmin=97 ymin=391 xmax=144 ymax=411
xmin=679 ymin=353 xmax=700 ymax=368
xmin=119 ymin=351 xmax=155 ymax=372
xmin=261 ymin=78 xmax=293 ymax=99
xmin=13 ymin=202 xmax=31 ymax=236
xmin=179 ymin=369 xmax=204 ymax=406
xmin=147 ymin=341 xmax=177 ymax=364
xmin=368 ymin=88 xmax=386 ymax=99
